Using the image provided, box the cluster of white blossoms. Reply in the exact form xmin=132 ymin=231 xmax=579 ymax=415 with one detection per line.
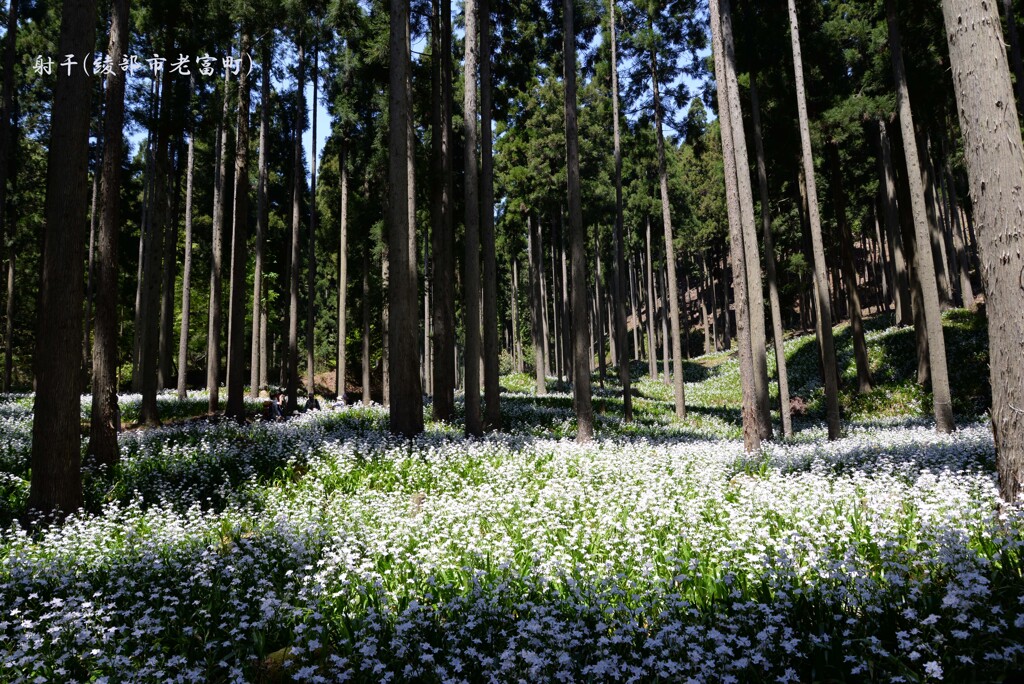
xmin=1 ymin=390 xmax=1022 ymax=682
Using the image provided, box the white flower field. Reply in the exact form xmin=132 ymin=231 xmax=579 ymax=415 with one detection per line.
xmin=1 ymin=316 xmax=1021 ymax=683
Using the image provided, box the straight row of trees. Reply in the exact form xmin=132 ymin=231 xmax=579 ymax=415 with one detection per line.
xmin=2 ymin=0 xmax=1022 ymax=516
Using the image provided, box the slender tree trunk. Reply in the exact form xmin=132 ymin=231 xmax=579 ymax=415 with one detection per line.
xmin=177 ymin=131 xmax=195 ymax=400
xmin=529 ymin=215 xmax=547 ymax=395
xmin=887 ymin=0 xmax=955 ymax=433
xmin=336 ymin=143 xmax=348 ymax=400
xmin=4 ymin=254 xmax=13 ymax=392
xmin=650 ymin=47 xmax=685 ymax=419
xmin=479 ymin=0 xmax=500 ymax=429
xmin=559 ymin=213 xmax=572 ymax=385
xmin=512 ymin=258 xmax=522 ymax=373
xmin=594 ymin=225 xmax=607 ymax=386
xmin=133 ymin=82 xmax=156 ymax=393
xmin=251 ymin=40 xmax=271 ymax=398
xmin=918 ymin=129 xmax=954 ymax=310
xmin=878 ymin=120 xmax=913 ymax=325
xmin=750 ymin=74 xmax=792 ymax=437
xmin=830 ymin=144 xmax=873 ymax=393
xmin=645 ymin=216 xmax=658 ymax=380
xmin=660 ymin=266 xmax=671 ymax=386
xmin=712 ymin=0 xmax=759 ymax=449
xmin=84 ymin=162 xmax=99 ymax=386
xmin=287 ymin=39 xmax=305 ymax=414
xmin=306 ymin=46 xmax=319 ymax=397
xmin=720 ymin=0 xmax=771 ymax=438
xmin=564 ymin=0 xmax=594 ymax=440
xmin=362 ymin=244 xmax=371 ymax=405
xmin=389 ymin=0 xmax=423 ymax=436
xmin=463 ymin=0 xmax=483 ymax=436
xmin=941 ymin=140 xmax=976 ymax=311
xmin=226 ymin=32 xmax=251 ymax=421
xmin=0 ymin=1 xmax=17 ymax=381
xmin=29 ymin=0 xmax=97 ymax=516
xmin=88 ymin=0 xmax=128 ymax=467
xmin=788 ymin=0 xmax=842 ymax=439
xmin=610 ymin=0 xmax=632 ymax=419
xmin=158 ymin=138 xmax=177 ymax=390
xmin=208 ymin=69 xmax=231 ymax=412
xmin=431 ymin=0 xmax=456 ymax=420
xmin=540 ymin=226 xmax=550 ymax=376
xmin=942 ymin=0 xmax=1024 ymax=500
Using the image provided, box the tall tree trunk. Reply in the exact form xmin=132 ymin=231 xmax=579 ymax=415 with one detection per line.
xmin=226 ymin=31 xmax=252 ymax=421
xmin=479 ymin=0 xmax=500 ymax=429
xmin=918 ymin=128 xmax=954 ymax=310
xmin=942 ymin=0 xmax=1024 ymax=500
xmin=787 ymin=0 xmax=842 ymax=440
xmin=564 ymin=0 xmax=595 ymax=440
xmin=84 ymin=161 xmax=99 ymax=386
xmin=463 ymin=0 xmax=483 ymax=436
xmin=431 ymin=0 xmax=456 ymax=420
xmin=750 ymin=74 xmax=792 ymax=437
xmin=528 ymin=214 xmax=547 ymax=395
xmin=88 ymin=0 xmax=128 ymax=467
xmin=336 ymin=143 xmax=348 ymax=400
xmin=712 ymin=0 xmax=759 ymax=449
xmin=177 ymin=131 xmax=195 ymax=400
xmin=830 ymin=144 xmax=873 ymax=393
xmin=610 ymin=0 xmax=631 ymax=418
xmin=158 ymin=139 xmax=178 ymax=390
xmin=0 ymin=1 xmax=17 ymax=380
xmin=362 ymin=244 xmax=371 ymax=405
xmin=133 ymin=81 xmax=156 ymax=393
xmin=306 ymin=46 xmax=319 ymax=397
xmin=287 ymin=39 xmax=305 ymax=414
xmin=594 ymin=225 xmax=607 ymax=386
xmin=887 ymin=0 xmax=955 ymax=433
xmin=878 ymin=120 xmax=913 ymax=325
xmin=645 ymin=217 xmax=658 ymax=379
xmin=208 ymin=69 xmax=231 ymax=412
xmin=29 ymin=0 xmax=97 ymax=516
xmin=140 ymin=69 xmax=172 ymax=427
xmin=512 ymin=259 xmax=522 ymax=372
xmin=389 ymin=0 xmax=423 ymax=436
xmin=540 ymin=230 xmax=551 ymax=376
xmin=650 ymin=49 xmax=686 ymax=419
xmin=251 ymin=40 xmax=271 ymax=398
xmin=720 ymin=0 xmax=771 ymax=439
xmin=941 ymin=137 xmax=976 ymax=311
xmin=558 ymin=213 xmax=572 ymax=385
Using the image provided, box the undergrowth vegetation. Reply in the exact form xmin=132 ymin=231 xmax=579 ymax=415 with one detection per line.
xmin=1 ymin=309 xmax=1020 ymax=683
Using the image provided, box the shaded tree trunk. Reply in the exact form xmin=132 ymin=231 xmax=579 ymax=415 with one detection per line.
xmin=644 ymin=221 xmax=657 ymax=380
xmin=787 ymin=0 xmax=842 ymax=439
xmin=226 ymin=31 xmax=251 ymax=421
xmin=89 ymin=0 xmax=128 ymax=467
xmin=29 ymin=0 xmax=97 ymax=516
xmin=336 ymin=143 xmax=348 ymax=400
xmin=463 ymin=0 xmax=483 ymax=436
xmin=177 ymin=130 xmax=195 ymax=400
xmin=362 ymin=243 xmax=371 ymax=405
xmin=431 ymin=0 xmax=456 ymax=420
xmin=528 ymin=214 xmax=547 ymax=395
xmin=287 ymin=39 xmax=305 ymax=414
xmin=611 ymin=0 xmax=631 ymax=420
xmin=480 ymin=0 xmax=500 ymax=429
xmin=208 ymin=69 xmax=231 ymax=412
xmin=388 ymin=0 xmax=423 ymax=436
xmin=878 ymin=120 xmax=913 ymax=325
xmin=651 ymin=49 xmax=685 ymax=419
xmin=942 ymin=0 xmax=1024 ymax=500
xmin=307 ymin=46 xmax=319 ymax=397
xmin=565 ymin=0 xmax=594 ymax=440
xmin=887 ymin=0 xmax=955 ymax=433
xmin=750 ymin=75 xmax=792 ymax=437
xmin=251 ymin=40 xmax=271 ymax=398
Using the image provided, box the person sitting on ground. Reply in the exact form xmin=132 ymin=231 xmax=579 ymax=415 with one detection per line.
xmin=269 ymin=391 xmax=284 ymax=421
xmin=305 ymin=394 xmax=321 ymax=412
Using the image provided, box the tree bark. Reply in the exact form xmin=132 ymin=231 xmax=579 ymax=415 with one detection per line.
xmin=611 ymin=0 xmax=631 ymax=420
xmin=226 ymin=31 xmax=251 ymax=421
xmin=89 ymin=0 xmax=128 ymax=467
xmin=208 ymin=69 xmax=231 ymax=412
xmin=887 ymin=0 xmax=955 ymax=433
xmin=720 ymin=0 xmax=771 ymax=439
xmin=362 ymin=243 xmax=371 ymax=404
xmin=787 ymin=0 xmax=842 ymax=440
xmin=463 ymin=0 xmax=483 ymax=436
xmin=650 ymin=48 xmax=685 ymax=419
xmin=177 ymin=129 xmax=195 ymax=400
xmin=389 ymin=0 xmax=424 ymax=436
xmin=251 ymin=40 xmax=271 ymax=398
xmin=645 ymin=217 xmax=658 ymax=380
xmin=528 ymin=214 xmax=547 ymax=395
xmin=479 ymin=0 xmax=500 ymax=429
xmin=431 ymin=0 xmax=456 ymax=420
xmin=306 ymin=46 xmax=319 ymax=397
xmin=29 ymin=0 xmax=97 ymax=516
xmin=750 ymin=74 xmax=792 ymax=437
xmin=158 ymin=140 xmax=177 ymax=390
xmin=942 ymin=0 xmax=1024 ymax=500
xmin=878 ymin=120 xmax=913 ymax=325
xmin=565 ymin=0 xmax=595 ymax=440
xmin=287 ymin=39 xmax=305 ymax=414
xmin=336 ymin=143 xmax=348 ymax=400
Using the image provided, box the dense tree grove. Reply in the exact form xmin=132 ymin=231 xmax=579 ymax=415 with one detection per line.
xmin=3 ymin=0 xmax=1024 ymax=514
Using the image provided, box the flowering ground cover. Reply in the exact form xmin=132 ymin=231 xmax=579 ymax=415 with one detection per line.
xmin=2 ymin=312 xmax=1022 ymax=683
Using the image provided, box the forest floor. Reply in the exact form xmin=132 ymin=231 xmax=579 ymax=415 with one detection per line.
xmin=1 ymin=309 xmax=1022 ymax=683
